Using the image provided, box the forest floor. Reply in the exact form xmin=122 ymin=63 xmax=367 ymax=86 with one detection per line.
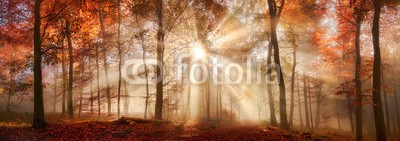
xmin=0 ymin=112 xmax=353 ymax=141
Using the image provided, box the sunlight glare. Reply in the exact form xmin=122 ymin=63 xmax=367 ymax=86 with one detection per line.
xmin=192 ymin=45 xmax=206 ymax=60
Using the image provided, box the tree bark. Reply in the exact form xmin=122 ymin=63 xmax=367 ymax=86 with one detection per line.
xmin=297 ymin=75 xmax=303 ymax=130
xmin=155 ymin=0 xmax=165 ymax=120
xmin=116 ymin=0 xmax=122 ymax=119
xmin=123 ymin=81 xmax=129 ymax=115
xmin=186 ymin=57 xmax=191 ymax=120
xmin=218 ymin=80 xmax=222 ymax=120
xmin=347 ymin=94 xmax=355 ymax=132
xmin=143 ymin=46 xmax=150 ymax=119
xmin=61 ymin=33 xmax=66 ymax=116
xmin=267 ymin=0 xmax=288 ymax=129
xmin=32 ymin=0 xmax=46 ymax=128
xmin=354 ymin=3 xmax=363 ymax=139
xmin=216 ymin=77 xmax=220 ymax=119
xmin=98 ymin=0 xmax=111 ymax=116
xmin=206 ymin=61 xmax=211 ymax=120
xmin=89 ymin=59 xmax=94 ymax=113
xmin=372 ymin=0 xmax=387 ymax=140
xmin=53 ymin=67 xmax=57 ymax=113
xmin=303 ymin=75 xmax=310 ymax=129
xmin=133 ymin=9 xmax=150 ymax=119
xmin=66 ymin=19 xmax=74 ymax=119
xmin=308 ymin=77 xmax=313 ymax=129
xmin=383 ymin=85 xmax=390 ymax=135
xmin=95 ymin=40 xmax=101 ymax=118
xmin=78 ymin=62 xmax=84 ymax=118
xmin=392 ymin=48 xmax=400 ymax=135
xmin=315 ymin=85 xmax=321 ymax=128
xmin=141 ymin=27 xmax=150 ymax=120
xmin=289 ymin=36 xmax=297 ymax=126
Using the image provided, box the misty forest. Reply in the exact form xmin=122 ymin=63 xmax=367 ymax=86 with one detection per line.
xmin=0 ymin=0 xmax=399 ymax=140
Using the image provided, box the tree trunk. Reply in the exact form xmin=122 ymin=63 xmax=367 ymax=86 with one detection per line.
xmin=116 ymin=0 xmax=122 ymax=119
xmin=392 ymin=48 xmax=400 ymax=135
xmin=32 ymin=0 xmax=46 ymax=128
xmin=354 ymin=6 xmax=363 ymax=140
xmin=102 ymin=28 xmax=111 ymax=116
xmin=155 ymin=0 xmax=164 ymax=120
xmin=394 ymin=76 xmax=400 ymax=135
xmin=336 ymin=108 xmax=342 ymax=130
xmin=217 ymin=81 xmax=220 ymax=119
xmin=98 ymin=0 xmax=111 ymax=116
xmin=123 ymin=81 xmax=129 ymax=116
xmin=230 ymin=92 xmax=233 ymax=121
xmin=176 ymin=75 xmax=180 ymax=119
xmin=218 ymin=81 xmax=222 ymax=119
xmin=206 ymin=62 xmax=211 ymax=120
xmin=347 ymin=94 xmax=355 ymax=132
xmin=53 ymin=67 xmax=57 ymax=113
xmin=297 ymin=75 xmax=303 ymax=130
xmin=383 ymin=90 xmax=391 ymax=135
xmin=78 ymin=63 xmax=84 ymax=118
xmin=308 ymin=77 xmax=313 ymax=129
xmin=303 ymin=76 xmax=310 ymax=129
xmin=133 ymin=11 xmax=150 ymax=119
xmin=66 ymin=19 xmax=74 ymax=119
xmin=89 ymin=59 xmax=94 ymax=113
xmin=267 ymin=42 xmax=277 ymax=126
xmin=392 ymin=104 xmax=397 ymax=135
xmin=95 ymin=40 xmax=101 ymax=118
xmin=372 ymin=0 xmax=387 ymax=140
xmin=267 ymin=0 xmax=288 ymax=129
xmin=315 ymin=85 xmax=321 ymax=128
xmin=143 ymin=49 xmax=150 ymax=119
xmin=141 ymin=30 xmax=150 ymax=119
xmin=61 ymin=33 xmax=66 ymax=116
xmin=289 ymin=42 xmax=297 ymax=126
xmin=383 ymin=75 xmax=391 ymax=136
xmin=186 ymin=58 xmax=191 ymax=120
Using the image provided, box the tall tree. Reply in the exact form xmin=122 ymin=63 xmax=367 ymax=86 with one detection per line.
xmin=307 ymin=77 xmax=313 ymax=128
xmin=393 ymin=50 xmax=400 ymax=135
xmin=61 ymin=33 xmax=67 ymax=116
xmin=98 ymin=0 xmax=111 ymax=116
xmin=296 ymin=75 xmax=303 ymax=129
xmin=32 ymin=0 xmax=46 ymax=128
xmin=382 ymin=74 xmax=390 ymax=135
xmin=66 ymin=19 xmax=74 ymax=118
xmin=89 ymin=59 xmax=94 ymax=113
xmin=95 ymin=39 xmax=101 ymax=118
xmin=116 ymin=0 xmax=122 ymax=119
xmin=267 ymin=0 xmax=289 ymax=129
xmin=303 ymin=75 xmax=310 ymax=129
xmin=352 ymin=0 xmax=366 ymax=139
xmin=132 ymin=8 xmax=150 ymax=119
xmin=371 ymin=0 xmax=387 ymax=140
xmin=53 ymin=66 xmax=57 ymax=113
xmin=288 ymin=27 xmax=298 ymax=126
xmin=78 ymin=62 xmax=84 ymax=118
xmin=155 ymin=0 xmax=165 ymax=120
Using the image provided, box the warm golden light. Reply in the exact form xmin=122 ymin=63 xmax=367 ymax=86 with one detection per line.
xmin=192 ymin=45 xmax=206 ymax=60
